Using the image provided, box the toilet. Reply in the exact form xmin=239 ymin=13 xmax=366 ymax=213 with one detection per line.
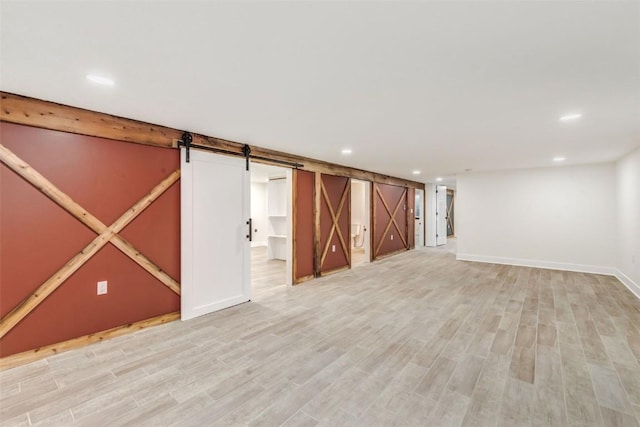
xmin=351 ymin=224 xmax=361 ymax=247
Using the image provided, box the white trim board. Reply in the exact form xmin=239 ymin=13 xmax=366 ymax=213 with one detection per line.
xmin=615 ymin=269 xmax=640 ymax=300
xmin=456 ymin=253 xmax=640 ymax=300
xmin=251 ymin=241 xmax=267 ymax=248
xmin=456 ymin=253 xmax=616 ymax=276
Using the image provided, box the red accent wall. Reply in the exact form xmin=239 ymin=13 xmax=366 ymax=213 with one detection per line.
xmin=293 ymin=170 xmax=314 ymax=282
xmin=0 ymin=122 xmax=180 ymax=357
xmin=373 ymin=183 xmax=408 ymax=258
xmin=319 ymin=174 xmax=350 ymax=273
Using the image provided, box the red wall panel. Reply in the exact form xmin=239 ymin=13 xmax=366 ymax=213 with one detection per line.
xmin=319 ymin=174 xmax=350 ymax=273
xmin=293 ymin=170 xmax=315 ymax=282
xmin=373 ymin=183 xmax=408 ymax=258
xmin=0 ymin=122 xmax=180 ymax=357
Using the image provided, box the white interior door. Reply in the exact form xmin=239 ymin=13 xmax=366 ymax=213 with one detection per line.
xmin=415 ymin=188 xmax=425 ymax=246
xmin=181 ymin=149 xmax=251 ymax=321
xmin=436 ymin=185 xmax=448 ymax=246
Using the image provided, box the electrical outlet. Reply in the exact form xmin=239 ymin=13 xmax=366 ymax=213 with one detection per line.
xmin=332 ymin=245 xmax=336 ymax=252
xmin=391 ymin=234 xmax=394 ymax=240
xmin=97 ymin=280 xmax=108 ymax=295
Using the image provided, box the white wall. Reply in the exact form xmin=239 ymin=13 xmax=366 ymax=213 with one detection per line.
xmin=457 ymin=163 xmax=617 ymax=274
xmin=250 ymin=182 xmax=268 ymax=247
xmin=616 ymin=147 xmax=640 ymax=296
xmin=425 ymin=184 xmax=435 ymax=246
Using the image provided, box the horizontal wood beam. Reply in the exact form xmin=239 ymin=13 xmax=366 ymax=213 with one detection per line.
xmin=0 ymin=312 xmax=180 ymax=371
xmin=1 ymin=92 xmax=179 ymax=149
xmin=1 ymin=92 xmax=424 ymax=189
xmin=249 ymin=145 xmax=425 ymax=189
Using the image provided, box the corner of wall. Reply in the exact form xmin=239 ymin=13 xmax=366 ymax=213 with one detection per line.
xmin=615 ymin=146 xmax=640 ymax=298
xmin=615 ymin=269 xmax=640 ymax=300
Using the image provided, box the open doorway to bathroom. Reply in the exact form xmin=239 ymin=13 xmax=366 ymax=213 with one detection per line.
xmin=350 ymin=179 xmax=371 ymax=266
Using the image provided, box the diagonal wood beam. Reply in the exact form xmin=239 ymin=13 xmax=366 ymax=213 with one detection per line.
xmin=319 ymin=183 xmax=336 ymax=266
xmin=325 ymin=181 xmax=351 ymax=264
xmin=375 ymin=187 xmax=394 ymax=255
xmin=0 ymin=144 xmax=181 ymax=294
xmin=447 ymin=196 xmax=454 ymax=234
xmin=333 ymin=182 xmax=351 ymax=264
xmin=0 ymin=148 xmax=180 ymax=338
xmin=110 ymin=238 xmax=180 ymax=295
xmin=375 ymin=187 xmax=407 ymax=255
xmin=319 ymin=180 xmax=350 ymax=267
xmin=390 ymin=189 xmax=408 ymax=247
xmin=384 ymin=188 xmax=407 ymax=247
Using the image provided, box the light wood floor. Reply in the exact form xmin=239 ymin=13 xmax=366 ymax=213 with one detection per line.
xmin=351 ymin=247 xmax=367 ymax=267
xmin=251 ymin=246 xmax=286 ymax=295
xmin=1 ymin=248 xmax=640 ymax=426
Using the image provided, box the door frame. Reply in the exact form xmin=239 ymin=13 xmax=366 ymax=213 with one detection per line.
xmin=436 ymin=185 xmax=448 ymax=246
xmin=350 ymin=179 xmax=372 ymax=264
xmin=415 ymin=188 xmax=425 ymax=246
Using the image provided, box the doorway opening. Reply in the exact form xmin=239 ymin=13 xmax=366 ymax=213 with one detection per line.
xmin=415 ymin=188 xmax=425 ymax=246
xmin=425 ymin=184 xmax=448 ymax=247
xmin=250 ymin=162 xmax=292 ymax=296
xmin=350 ymin=179 xmax=371 ymax=266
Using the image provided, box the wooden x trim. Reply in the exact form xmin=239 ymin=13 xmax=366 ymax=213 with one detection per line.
xmin=319 ymin=179 xmax=350 ymax=268
xmin=447 ymin=196 xmax=454 ymax=234
xmin=0 ymin=143 xmax=180 ymax=339
xmin=375 ymin=186 xmax=407 ymax=255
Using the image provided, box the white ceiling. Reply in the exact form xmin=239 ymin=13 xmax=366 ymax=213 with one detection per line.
xmin=1 ymin=1 xmax=639 ymax=185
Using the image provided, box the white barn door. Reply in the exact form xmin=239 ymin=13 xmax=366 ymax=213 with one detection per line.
xmin=181 ymin=149 xmax=251 ymax=321
xmin=436 ymin=185 xmax=448 ymax=246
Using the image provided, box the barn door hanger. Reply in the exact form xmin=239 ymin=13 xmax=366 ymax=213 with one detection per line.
xmin=243 ymin=144 xmax=251 ymax=171
xmin=180 ymin=131 xmax=193 ymax=163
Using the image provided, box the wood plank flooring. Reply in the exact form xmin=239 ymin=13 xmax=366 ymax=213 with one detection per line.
xmin=251 ymin=246 xmax=286 ymax=295
xmin=1 ymin=247 xmax=639 ymax=426
xmin=351 ymin=248 xmax=367 ymax=267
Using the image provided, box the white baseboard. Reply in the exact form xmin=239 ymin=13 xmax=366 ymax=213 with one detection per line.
xmin=455 ymin=254 xmax=639 ymax=301
xmin=615 ymin=269 xmax=640 ymax=299
xmin=456 ymin=253 xmax=616 ymax=276
xmin=251 ymin=241 xmax=267 ymax=248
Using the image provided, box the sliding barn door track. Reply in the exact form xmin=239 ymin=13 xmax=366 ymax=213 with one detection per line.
xmin=177 ymin=132 xmax=303 ymax=170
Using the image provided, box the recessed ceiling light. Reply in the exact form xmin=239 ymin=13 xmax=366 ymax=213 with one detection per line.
xmin=341 ymin=148 xmax=352 ymax=155
xmin=86 ymin=74 xmax=115 ymax=86
xmin=436 ymin=177 xmax=443 ymax=182
xmin=559 ymin=113 xmax=582 ymax=122
xmin=412 ymin=170 xmax=421 ymax=175
xmin=553 ymin=157 xmax=566 ymax=162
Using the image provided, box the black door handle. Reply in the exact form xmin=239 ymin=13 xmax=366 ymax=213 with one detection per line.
xmin=246 ymin=218 xmax=253 ymax=241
